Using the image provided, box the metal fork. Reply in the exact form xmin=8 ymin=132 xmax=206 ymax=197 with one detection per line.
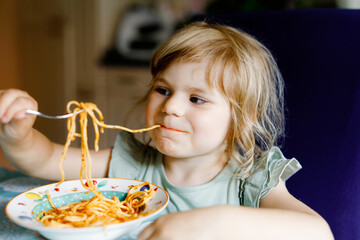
xmin=25 ymin=109 xmax=84 ymax=119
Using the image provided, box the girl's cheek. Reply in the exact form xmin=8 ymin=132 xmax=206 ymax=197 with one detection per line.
xmin=146 ymin=92 xmax=159 ymax=109
xmin=145 ymin=94 xmax=156 ymax=124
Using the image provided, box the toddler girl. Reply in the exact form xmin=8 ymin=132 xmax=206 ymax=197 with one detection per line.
xmin=0 ymin=22 xmax=333 ymax=239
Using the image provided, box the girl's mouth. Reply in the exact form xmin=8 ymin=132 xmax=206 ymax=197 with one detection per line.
xmin=160 ymin=125 xmax=189 ymax=134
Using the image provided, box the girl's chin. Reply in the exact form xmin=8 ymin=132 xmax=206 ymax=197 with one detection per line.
xmin=155 ymin=140 xmax=194 ymax=159
xmin=154 ymin=139 xmax=178 ymax=155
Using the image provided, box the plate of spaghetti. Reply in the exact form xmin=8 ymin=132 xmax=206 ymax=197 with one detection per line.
xmin=6 ymin=101 xmax=168 ymax=240
xmin=6 ymin=178 xmax=169 ymax=240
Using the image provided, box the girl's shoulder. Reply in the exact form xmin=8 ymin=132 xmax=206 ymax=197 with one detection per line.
xmin=239 ymin=147 xmax=302 ymax=207
xmin=253 ymin=147 xmax=301 ymax=175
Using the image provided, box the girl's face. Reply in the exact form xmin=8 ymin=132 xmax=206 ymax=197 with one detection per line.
xmin=146 ymin=62 xmax=231 ymax=159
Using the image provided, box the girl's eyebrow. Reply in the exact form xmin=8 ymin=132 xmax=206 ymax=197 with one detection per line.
xmin=154 ymin=77 xmax=210 ymax=94
xmin=153 ymin=77 xmax=168 ymax=84
xmin=190 ymin=87 xmax=208 ymax=94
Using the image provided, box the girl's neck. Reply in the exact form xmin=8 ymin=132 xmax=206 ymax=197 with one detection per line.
xmin=162 ymin=151 xmax=228 ymax=187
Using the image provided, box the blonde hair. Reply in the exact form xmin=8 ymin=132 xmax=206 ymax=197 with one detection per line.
xmin=148 ymin=21 xmax=284 ymax=178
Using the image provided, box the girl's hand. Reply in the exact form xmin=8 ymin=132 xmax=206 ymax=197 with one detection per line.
xmin=138 ymin=207 xmax=224 ymax=240
xmin=0 ymin=89 xmax=37 ymax=143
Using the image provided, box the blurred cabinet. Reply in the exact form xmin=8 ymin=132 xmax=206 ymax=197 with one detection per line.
xmin=16 ymin=0 xmax=150 ymax=147
xmin=17 ymin=0 xmax=78 ymax=143
xmin=97 ymin=67 xmax=152 ymax=147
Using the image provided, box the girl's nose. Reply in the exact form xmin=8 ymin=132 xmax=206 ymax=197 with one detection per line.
xmin=162 ymin=95 xmax=186 ymax=117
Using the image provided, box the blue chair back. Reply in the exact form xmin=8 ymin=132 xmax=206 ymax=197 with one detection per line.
xmin=194 ymin=9 xmax=360 ymax=239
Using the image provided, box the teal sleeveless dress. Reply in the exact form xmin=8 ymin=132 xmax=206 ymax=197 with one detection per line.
xmin=108 ymin=132 xmax=302 ymax=213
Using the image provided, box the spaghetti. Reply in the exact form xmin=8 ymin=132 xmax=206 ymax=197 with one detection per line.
xmin=38 ymin=183 xmax=154 ymax=228
xmin=37 ymin=101 xmax=159 ymax=227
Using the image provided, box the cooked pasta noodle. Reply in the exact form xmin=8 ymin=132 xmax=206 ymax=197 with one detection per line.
xmin=37 ymin=101 xmax=159 ymax=227
xmin=38 ymin=183 xmax=154 ymax=227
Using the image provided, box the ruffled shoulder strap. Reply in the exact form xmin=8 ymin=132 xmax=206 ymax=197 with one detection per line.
xmin=238 ymin=147 xmax=302 ymax=207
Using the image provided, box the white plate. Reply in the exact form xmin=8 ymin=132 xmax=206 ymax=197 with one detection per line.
xmin=6 ymin=178 xmax=169 ymax=240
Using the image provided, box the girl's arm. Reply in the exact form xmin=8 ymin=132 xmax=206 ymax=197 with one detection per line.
xmin=138 ymin=180 xmax=334 ymax=240
xmin=2 ymin=129 xmax=111 ymax=180
xmin=228 ymin=180 xmax=334 ymax=239
xmin=0 ymin=89 xmax=111 ymax=180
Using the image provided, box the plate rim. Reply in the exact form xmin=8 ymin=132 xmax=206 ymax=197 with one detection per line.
xmin=5 ymin=177 xmax=169 ymax=232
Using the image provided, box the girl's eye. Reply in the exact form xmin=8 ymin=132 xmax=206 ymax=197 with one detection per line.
xmin=190 ymin=96 xmax=206 ymax=104
xmin=155 ymin=87 xmax=171 ymax=96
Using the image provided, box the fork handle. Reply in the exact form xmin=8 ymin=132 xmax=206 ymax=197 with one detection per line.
xmin=24 ymin=109 xmax=77 ymax=119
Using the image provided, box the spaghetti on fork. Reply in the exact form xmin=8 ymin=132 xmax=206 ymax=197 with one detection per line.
xmin=37 ymin=101 xmax=160 ymax=227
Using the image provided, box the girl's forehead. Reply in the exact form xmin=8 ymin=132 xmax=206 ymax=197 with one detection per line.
xmin=167 ymin=61 xmax=209 ymax=78
xmin=160 ymin=62 xmax=210 ymax=86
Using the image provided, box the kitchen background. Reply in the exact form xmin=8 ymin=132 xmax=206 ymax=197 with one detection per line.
xmin=0 ymin=0 xmax=359 ymax=169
